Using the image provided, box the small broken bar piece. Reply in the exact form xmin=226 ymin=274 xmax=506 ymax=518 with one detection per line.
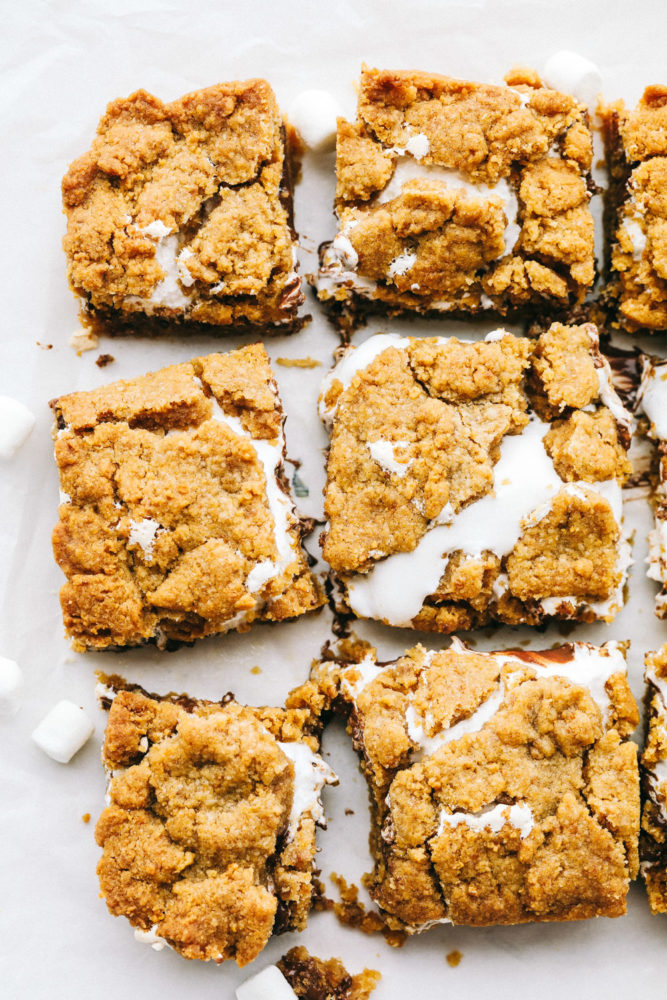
xmin=62 ymin=80 xmax=305 ymax=335
xmin=277 ymin=946 xmax=381 ymax=1000
xmin=641 ymin=646 xmax=667 ymax=913
xmin=319 ymin=325 xmax=633 ymax=633
xmin=95 ymin=675 xmax=336 ymax=965
xmin=602 ymin=86 xmax=667 ymax=332
xmin=315 ymin=65 xmax=596 ymax=329
xmin=51 ymin=343 xmax=322 ymax=651
xmin=637 ymin=354 xmax=667 ymax=616
xmin=319 ymin=637 xmax=639 ymax=931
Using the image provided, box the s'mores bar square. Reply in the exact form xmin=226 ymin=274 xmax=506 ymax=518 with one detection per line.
xmin=315 ymin=66 xmax=595 ymax=327
xmin=62 ymin=81 xmax=304 ymax=334
xmin=51 ymin=344 xmax=321 ymax=650
xmin=603 ymin=87 xmax=667 ymax=332
xmin=641 ymin=646 xmax=667 ymax=913
xmin=637 ymin=355 xmax=667 ymax=616
xmin=95 ymin=677 xmax=335 ymax=964
xmin=319 ymin=325 xmax=632 ymax=633
xmin=323 ymin=638 xmax=639 ymax=930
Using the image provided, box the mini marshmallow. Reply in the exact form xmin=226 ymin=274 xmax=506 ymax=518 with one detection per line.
xmin=542 ymin=51 xmax=602 ymax=109
xmin=236 ymin=965 xmax=298 ymax=1000
xmin=0 ymin=396 xmax=35 ymax=459
xmin=0 ymin=656 xmax=23 ymax=715
xmin=288 ymin=89 xmax=344 ymax=152
xmin=31 ymin=700 xmax=95 ymax=763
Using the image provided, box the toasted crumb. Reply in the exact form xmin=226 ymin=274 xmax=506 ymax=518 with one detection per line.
xmin=36 ymin=342 xmax=53 ymax=350
xmin=278 ymin=945 xmax=381 ymax=1000
xmin=326 ymin=873 xmax=407 ymax=948
xmin=250 ymin=666 xmax=262 ymax=675
xmin=446 ymin=949 xmax=463 ymax=967
xmin=82 ymin=812 xmax=91 ymax=824
xmin=276 ymin=356 xmax=323 ymax=368
xmin=95 ymin=353 xmax=115 ymax=368
xmin=69 ymin=329 xmax=98 ymax=353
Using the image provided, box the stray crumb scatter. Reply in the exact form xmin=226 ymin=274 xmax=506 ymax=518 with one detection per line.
xmin=276 ymin=356 xmax=322 ymax=368
xmin=447 ymin=950 xmax=463 ymax=968
xmin=36 ymin=342 xmax=53 ymax=350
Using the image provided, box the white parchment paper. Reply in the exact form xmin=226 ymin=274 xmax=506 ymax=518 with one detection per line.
xmin=1 ymin=1 xmax=667 ymax=997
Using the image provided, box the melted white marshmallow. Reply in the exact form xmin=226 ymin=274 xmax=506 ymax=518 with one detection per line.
xmin=638 ymin=357 xmax=667 ymax=439
xmin=368 ymin=438 xmax=413 ymax=477
xmin=318 ymin=334 xmax=407 ymax=425
xmin=277 ymin=741 xmax=336 ymax=841
xmin=127 ymin=517 xmax=161 ymax=561
xmin=437 ymin=802 xmax=534 ymax=839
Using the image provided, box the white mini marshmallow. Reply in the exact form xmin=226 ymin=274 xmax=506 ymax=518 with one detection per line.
xmin=288 ymin=89 xmax=344 ymax=152
xmin=0 ymin=656 xmax=23 ymax=715
xmin=542 ymin=51 xmax=602 ymax=108
xmin=0 ymin=396 xmax=35 ymax=459
xmin=236 ymin=965 xmax=298 ymax=1000
xmin=31 ymin=700 xmax=94 ymax=763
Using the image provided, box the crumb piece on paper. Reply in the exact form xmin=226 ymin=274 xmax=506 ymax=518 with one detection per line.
xmin=276 ymin=357 xmax=322 ymax=369
xmin=447 ymin=950 xmax=463 ymax=968
xmin=95 ymin=354 xmax=115 ymax=368
xmin=278 ymin=945 xmax=380 ymax=999
xmin=69 ymin=328 xmax=98 ymax=353
xmin=82 ymin=813 xmax=91 ymax=824
xmin=344 ymin=807 xmax=355 ymax=815
xmin=250 ymin=666 xmax=262 ymax=675
xmin=321 ymin=874 xmax=407 ymax=948
xmin=36 ymin=341 xmax=53 ymax=350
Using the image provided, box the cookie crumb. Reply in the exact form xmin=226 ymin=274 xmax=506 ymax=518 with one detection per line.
xmin=95 ymin=354 xmax=115 ymax=368
xmin=446 ymin=950 xmax=463 ymax=968
xmin=36 ymin=341 xmax=53 ymax=350
xmin=250 ymin=666 xmax=262 ymax=675
xmin=82 ymin=812 xmax=91 ymax=823
xmin=324 ymin=873 xmax=407 ymax=948
xmin=276 ymin=357 xmax=322 ymax=368
xmin=278 ymin=945 xmax=380 ymax=1000
xmin=69 ymin=328 xmax=98 ymax=354
xmin=345 ymin=807 xmax=355 ymax=815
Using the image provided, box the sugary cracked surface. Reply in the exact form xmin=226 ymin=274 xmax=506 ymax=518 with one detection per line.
xmin=278 ymin=945 xmax=381 ymax=1000
xmin=640 ymin=646 xmax=667 ymax=913
xmin=320 ymin=325 xmax=632 ymax=633
xmin=62 ymin=80 xmax=304 ymax=333
xmin=51 ymin=344 xmax=321 ymax=650
xmin=318 ymin=638 xmax=639 ymax=930
xmin=603 ymin=86 xmax=667 ymax=332
xmin=315 ymin=66 xmax=595 ymax=327
xmin=95 ymin=677 xmax=335 ymax=965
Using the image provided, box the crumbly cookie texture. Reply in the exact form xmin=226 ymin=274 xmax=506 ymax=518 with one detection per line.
xmin=51 ymin=344 xmax=321 ymax=651
xmin=603 ymin=86 xmax=667 ymax=332
xmin=641 ymin=646 xmax=667 ymax=913
xmin=315 ymin=66 xmax=595 ymax=329
xmin=637 ymin=355 xmax=667 ymax=617
xmin=95 ymin=676 xmax=336 ymax=965
xmin=317 ymin=638 xmax=639 ymax=930
xmin=319 ymin=325 xmax=632 ymax=633
xmin=62 ymin=80 xmax=304 ymax=334
xmin=278 ymin=946 xmax=381 ymax=1000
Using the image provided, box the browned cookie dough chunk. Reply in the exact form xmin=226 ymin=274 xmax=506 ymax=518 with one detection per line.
xmin=95 ymin=675 xmax=336 ymax=965
xmin=319 ymin=326 xmax=632 ymax=634
xmin=641 ymin=646 xmax=667 ymax=913
xmin=636 ymin=354 xmax=667 ymax=616
xmin=315 ymin=66 xmax=595 ymax=329
xmin=51 ymin=344 xmax=322 ymax=651
xmin=603 ymin=86 xmax=667 ymax=332
xmin=278 ymin=946 xmax=381 ymax=999
xmin=62 ymin=81 xmax=304 ymax=335
xmin=319 ymin=638 xmax=639 ymax=931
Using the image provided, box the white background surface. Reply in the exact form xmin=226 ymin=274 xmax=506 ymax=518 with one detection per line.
xmin=2 ymin=1 xmax=667 ymax=997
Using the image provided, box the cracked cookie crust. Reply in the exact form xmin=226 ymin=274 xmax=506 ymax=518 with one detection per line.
xmin=641 ymin=645 xmax=667 ymax=913
xmin=314 ymin=66 xmax=595 ymax=330
xmin=94 ymin=675 xmax=336 ymax=965
xmin=318 ymin=638 xmax=639 ymax=930
xmin=602 ymin=86 xmax=667 ymax=332
xmin=319 ymin=325 xmax=633 ymax=634
xmin=62 ymin=80 xmax=305 ymax=335
xmin=51 ymin=343 xmax=322 ymax=650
